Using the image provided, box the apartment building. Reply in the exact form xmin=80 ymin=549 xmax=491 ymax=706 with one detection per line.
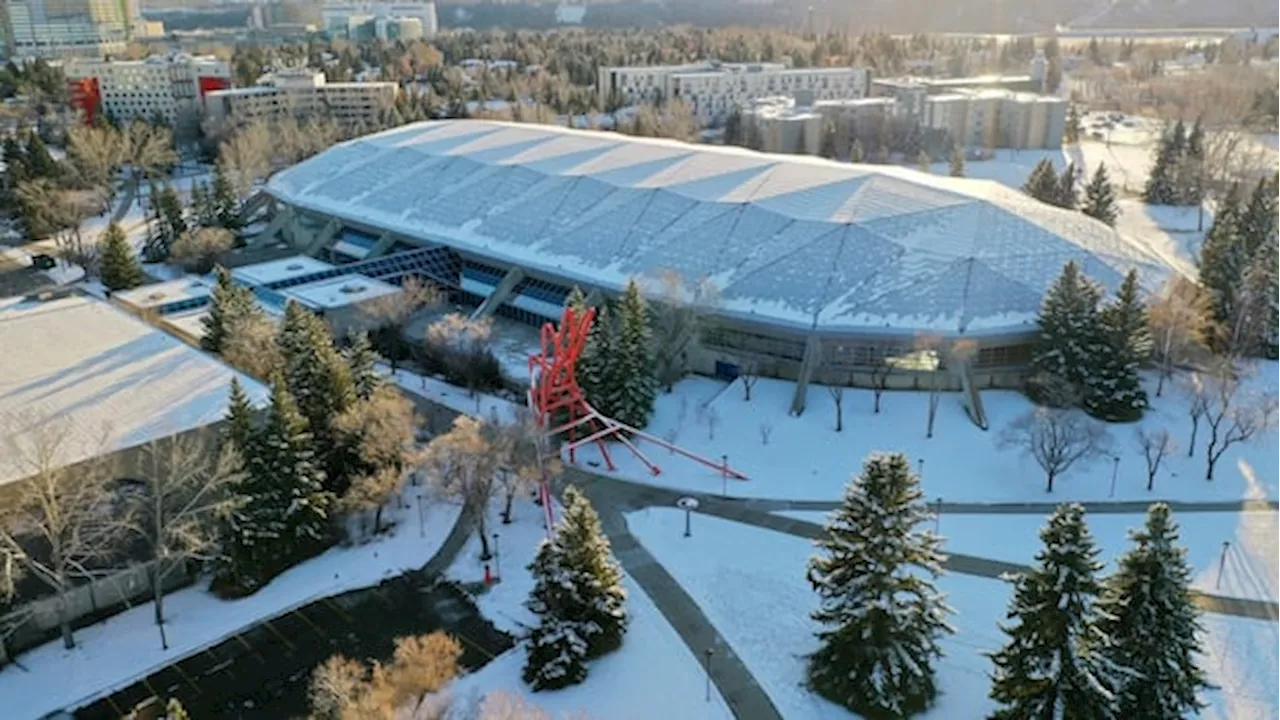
xmin=204 ymin=69 xmax=398 ymax=130
xmin=923 ymin=89 xmax=1067 ymax=150
xmin=810 ymin=97 xmax=895 ymax=132
xmin=597 ymin=60 xmax=871 ymax=123
xmin=0 ymin=0 xmax=150 ymax=58
xmin=321 ymin=1 xmax=437 ymax=40
xmin=65 ymin=54 xmax=231 ymax=124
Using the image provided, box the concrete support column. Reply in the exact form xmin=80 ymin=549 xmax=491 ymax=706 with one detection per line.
xmin=789 ymin=333 xmax=823 ymax=416
xmin=471 ymin=266 xmax=526 ymax=320
xmin=305 ymin=218 xmax=342 ymax=257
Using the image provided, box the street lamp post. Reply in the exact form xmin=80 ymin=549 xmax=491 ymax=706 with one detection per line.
xmin=417 ymin=494 xmax=425 ymax=538
xmin=493 ymin=532 xmax=501 ymax=580
xmin=1109 ymin=455 xmax=1120 ymax=498
xmin=704 ymin=647 xmax=715 ymax=702
xmin=721 ymin=455 xmax=729 ymax=498
xmin=678 ymin=496 xmax=699 ymax=538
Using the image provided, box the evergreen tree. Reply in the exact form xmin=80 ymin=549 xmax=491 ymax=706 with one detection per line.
xmin=2 ymin=135 xmax=27 ymax=183
xmin=523 ymin=486 xmax=627 ymax=690
xmin=1234 ymin=238 xmax=1279 ymax=357
xmin=201 ymin=266 xmax=260 ymax=354
xmin=850 ymin=138 xmax=865 ymax=163
xmin=988 ymin=504 xmax=1118 ymax=720
xmin=1087 ymin=271 xmax=1150 ymax=421
xmin=1177 ymin=118 xmax=1205 ymax=207
xmin=191 ymin=181 xmax=217 ymax=228
xmin=949 ymin=147 xmax=965 ymax=177
xmin=1030 ymin=261 xmax=1104 ymax=402
xmin=1239 ymin=174 xmax=1279 ymax=257
xmin=1198 ymin=183 xmax=1247 ymax=329
xmin=1056 ymin=161 xmax=1079 ymax=209
xmin=608 ymin=279 xmax=657 ymax=428
xmin=1143 ymin=126 xmax=1180 ymax=205
xmin=24 ymin=131 xmax=59 ymax=180
xmin=278 ymin=300 xmax=357 ymax=493
xmin=1064 ymin=103 xmax=1082 ymax=143
xmin=166 ymin=697 xmax=191 ymax=720
xmin=1097 ymin=504 xmax=1208 ymax=718
xmin=807 ymin=453 xmax=953 ymax=717
xmin=223 ymin=377 xmax=256 ymax=457
xmin=1022 ymin=158 xmax=1061 ymax=204
xmin=146 ymin=185 xmax=186 ymax=261
xmin=253 ymin=378 xmax=332 ymax=560
xmin=345 ymin=332 xmax=382 ymax=400
xmin=212 ymin=163 xmax=240 ymax=230
xmin=99 ymin=221 xmax=144 ymax=291
xmin=578 ymin=304 xmax=614 ymax=415
xmin=1081 ymin=163 xmax=1119 ymax=226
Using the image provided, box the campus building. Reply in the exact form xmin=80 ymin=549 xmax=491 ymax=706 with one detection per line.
xmin=0 ymin=0 xmax=159 ymax=58
xmin=204 ymin=69 xmax=398 ymax=131
xmin=321 ymin=1 xmax=437 ymax=41
xmin=251 ymin=120 xmax=1182 ymax=412
xmin=64 ymin=54 xmax=231 ymax=125
xmin=596 ymin=60 xmax=871 ymax=123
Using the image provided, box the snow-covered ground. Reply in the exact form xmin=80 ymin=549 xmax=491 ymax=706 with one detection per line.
xmin=592 ymin=366 xmax=1279 ymax=504
xmin=445 ymin=498 xmax=733 ymax=719
xmin=778 ymin=509 xmax=1277 ymax=603
xmin=627 ymin=508 xmax=1279 ymax=720
xmin=0 ymin=497 xmax=462 ymax=720
xmin=388 ymin=366 xmax=521 ymax=424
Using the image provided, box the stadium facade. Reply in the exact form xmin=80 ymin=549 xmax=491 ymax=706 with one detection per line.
xmin=260 ymin=120 xmax=1182 ymax=410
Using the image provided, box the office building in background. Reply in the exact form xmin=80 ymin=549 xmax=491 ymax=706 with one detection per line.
xmin=0 ymin=0 xmax=159 ymax=58
xmin=321 ymin=1 xmax=437 ymax=41
xmin=65 ymin=53 xmax=231 ymax=124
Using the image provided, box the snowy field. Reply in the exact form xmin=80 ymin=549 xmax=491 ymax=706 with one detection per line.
xmin=627 ymin=508 xmax=1279 ymax=720
xmin=593 ymin=366 xmax=1279 ymax=504
xmin=778 ymin=509 xmax=1277 ymax=603
xmin=445 ymin=498 xmax=732 ymax=719
xmin=0 ymin=497 xmax=462 ymax=720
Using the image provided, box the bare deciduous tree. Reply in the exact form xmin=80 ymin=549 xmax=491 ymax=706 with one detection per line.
xmin=1134 ymin=427 xmax=1177 ymax=491
xmin=218 ymin=121 xmax=272 ymax=195
xmin=310 ymin=631 xmax=462 ymax=720
xmin=222 ymin=312 xmax=283 ymax=379
xmin=826 ymin=376 xmax=846 ymax=432
xmin=1181 ymin=371 xmax=1212 ymax=457
xmin=362 ymin=276 xmax=440 ymax=341
xmin=426 ymin=313 xmax=495 ymax=397
xmin=334 ymin=386 xmax=418 ymax=538
xmin=870 ymin=358 xmax=894 ymax=414
xmin=496 ymin=406 xmax=559 ymax=525
xmin=759 ymin=420 xmax=774 ymax=445
xmin=126 ymin=435 xmax=245 ymax=649
xmin=0 ymin=418 xmax=127 ymax=649
xmin=915 ymin=334 xmax=944 ymax=438
xmin=1149 ymin=277 xmax=1213 ymax=397
xmin=740 ymin=359 xmax=760 ymax=402
xmin=475 ymin=691 xmax=558 ymax=720
xmin=1202 ymin=365 xmax=1278 ymax=481
xmin=705 ymin=405 xmax=720 ymax=441
xmin=420 ymin=416 xmax=502 ymax=560
xmin=1000 ymin=408 xmax=1107 ymax=492
xmin=170 ymin=227 xmax=235 ymax=274
xmin=649 ymin=269 xmax=719 ymax=391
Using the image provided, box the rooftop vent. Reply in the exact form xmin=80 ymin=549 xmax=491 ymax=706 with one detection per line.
xmin=286 ymin=263 xmax=304 ymax=271
xmin=147 ymin=292 xmax=166 ymax=301
xmin=339 ymin=284 xmax=366 ymax=295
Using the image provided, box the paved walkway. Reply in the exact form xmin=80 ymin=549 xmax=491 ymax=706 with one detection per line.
xmin=771 ymin=497 xmax=1279 ymax=515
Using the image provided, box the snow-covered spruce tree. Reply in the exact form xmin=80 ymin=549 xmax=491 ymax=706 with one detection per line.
xmin=1176 ymin=118 xmax=1205 ymax=207
xmin=576 ymin=299 xmax=614 ymax=416
xmin=1142 ymin=126 xmax=1181 ymax=205
xmin=1198 ymin=183 xmax=1247 ymax=330
xmin=988 ymin=503 xmax=1119 ymax=720
xmin=344 ymin=332 xmax=382 ymax=401
xmin=201 ymin=265 xmax=259 ymax=354
xmin=1086 ymin=270 xmax=1150 ymax=422
xmin=1022 ymin=158 xmax=1060 ymax=205
xmin=1096 ymin=503 xmax=1208 ymax=718
xmin=1082 ymin=163 xmax=1119 ymax=226
xmin=212 ymin=162 xmax=241 ymax=230
xmin=523 ymin=542 xmax=590 ymax=691
xmin=1233 ymin=238 xmax=1279 ymax=357
xmin=1056 ymin=161 xmax=1079 ymax=209
xmin=1239 ymin=174 xmax=1278 ymax=258
xmin=278 ymin=300 xmax=358 ymax=494
xmin=949 ymin=147 xmax=965 ymax=177
xmin=807 ymin=453 xmax=953 ymax=718
xmin=1030 ymin=261 xmax=1104 ymax=404
xmin=609 ymin=280 xmax=657 ymax=428
xmin=191 ymin=181 xmax=216 ymax=228
xmin=523 ymin=486 xmax=627 ymax=689
xmin=99 ymin=221 xmax=144 ymax=291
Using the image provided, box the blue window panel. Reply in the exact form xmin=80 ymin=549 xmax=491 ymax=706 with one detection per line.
xmin=340 ymin=230 xmax=379 ymax=251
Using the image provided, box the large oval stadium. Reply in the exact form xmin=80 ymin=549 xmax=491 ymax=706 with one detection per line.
xmin=261 ymin=119 xmax=1182 ymax=395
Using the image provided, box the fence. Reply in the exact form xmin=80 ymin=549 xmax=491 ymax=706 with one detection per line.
xmin=1 ymin=561 xmax=192 ymax=665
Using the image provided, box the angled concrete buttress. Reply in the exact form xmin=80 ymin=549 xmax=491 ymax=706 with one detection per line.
xmin=471 ymin=266 xmax=526 ymax=319
xmin=789 ymin=333 xmax=823 ymax=416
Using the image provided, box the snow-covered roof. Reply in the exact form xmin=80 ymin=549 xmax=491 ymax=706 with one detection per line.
xmin=231 ymin=256 xmax=334 ymax=287
xmin=267 ymin=120 xmax=1183 ymax=336
xmin=113 ymin=276 xmax=213 ymax=309
xmin=282 ymin=273 xmax=401 ymax=310
xmin=0 ymin=295 xmax=269 ymax=486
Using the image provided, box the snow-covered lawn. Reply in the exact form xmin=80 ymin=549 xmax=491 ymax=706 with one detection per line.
xmin=627 ymin=508 xmax=1279 ymax=720
xmin=445 ymin=499 xmax=732 ymax=719
xmin=388 ymin=366 xmax=522 ymax=424
xmin=593 ymin=366 xmax=1278 ymax=504
xmin=0 ymin=497 xmax=462 ymax=720
xmin=778 ymin=508 xmax=1277 ymax=603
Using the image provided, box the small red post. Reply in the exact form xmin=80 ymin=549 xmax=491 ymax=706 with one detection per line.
xmin=484 ymin=563 xmax=492 ymax=586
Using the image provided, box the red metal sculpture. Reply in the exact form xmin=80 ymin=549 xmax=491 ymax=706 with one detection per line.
xmin=527 ymin=306 xmax=747 ymax=530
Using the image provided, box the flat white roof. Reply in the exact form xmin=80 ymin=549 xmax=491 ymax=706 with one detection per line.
xmin=0 ymin=296 xmax=269 ymax=486
xmin=113 ymin=277 xmax=213 ymax=309
xmin=282 ymin=273 xmax=401 ymax=310
xmin=231 ymin=256 xmax=334 ymax=286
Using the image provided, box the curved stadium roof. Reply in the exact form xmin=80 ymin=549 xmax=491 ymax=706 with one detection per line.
xmin=267 ymin=120 xmax=1182 ymax=338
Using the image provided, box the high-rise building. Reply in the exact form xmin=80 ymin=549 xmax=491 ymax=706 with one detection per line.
xmin=64 ymin=54 xmax=232 ymax=125
xmin=0 ymin=0 xmax=151 ymax=58
xmin=321 ymin=1 xmax=437 ymax=41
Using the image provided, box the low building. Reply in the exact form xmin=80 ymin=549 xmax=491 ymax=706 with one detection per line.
xmin=204 ymin=69 xmax=397 ymax=131
xmin=64 ymin=54 xmax=231 ymax=125
xmin=741 ymin=96 xmax=820 ymax=155
xmin=810 ymin=97 xmax=896 ymax=130
xmin=0 ymin=293 xmax=267 ymax=489
xmin=280 ymin=273 xmax=402 ymax=337
xmin=597 ymin=60 xmax=871 ymax=124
